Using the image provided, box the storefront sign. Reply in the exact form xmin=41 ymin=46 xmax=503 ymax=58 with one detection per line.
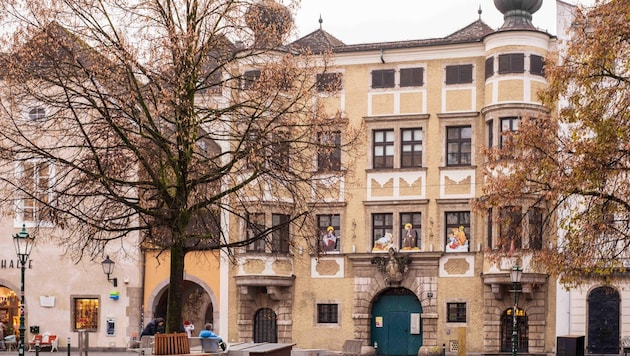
xmin=0 ymin=259 xmax=34 ymax=269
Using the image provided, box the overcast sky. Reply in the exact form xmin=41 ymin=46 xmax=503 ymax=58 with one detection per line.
xmin=292 ymin=0 xmax=596 ymax=44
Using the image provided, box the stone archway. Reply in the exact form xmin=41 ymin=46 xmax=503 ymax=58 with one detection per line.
xmin=146 ymin=276 xmax=219 ymax=336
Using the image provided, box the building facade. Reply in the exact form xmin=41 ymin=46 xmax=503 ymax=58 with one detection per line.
xmin=226 ymin=0 xmax=558 ymax=354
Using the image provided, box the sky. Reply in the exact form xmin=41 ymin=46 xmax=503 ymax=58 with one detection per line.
xmin=292 ymin=0 xmax=596 ymax=45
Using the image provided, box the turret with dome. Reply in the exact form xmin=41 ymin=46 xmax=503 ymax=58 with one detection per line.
xmin=494 ymin=0 xmax=544 ymax=30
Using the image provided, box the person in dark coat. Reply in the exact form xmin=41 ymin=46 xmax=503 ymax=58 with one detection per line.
xmin=141 ymin=317 xmax=165 ymax=336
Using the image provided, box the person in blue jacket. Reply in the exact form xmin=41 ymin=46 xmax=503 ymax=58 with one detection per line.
xmin=199 ymin=323 xmax=225 ymax=350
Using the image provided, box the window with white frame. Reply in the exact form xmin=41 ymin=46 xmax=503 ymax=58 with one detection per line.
xmin=373 ymin=129 xmax=394 ymax=169
xmin=446 ymin=126 xmax=471 ymax=166
xmin=17 ymin=160 xmax=53 ymax=224
xmin=401 ymin=128 xmax=423 ymax=168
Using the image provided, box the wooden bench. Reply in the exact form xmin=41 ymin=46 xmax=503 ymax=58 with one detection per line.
xmin=341 ymin=340 xmax=363 ymax=356
xmin=154 ymin=333 xmax=190 ymax=355
xmin=28 ymin=334 xmax=58 ymax=352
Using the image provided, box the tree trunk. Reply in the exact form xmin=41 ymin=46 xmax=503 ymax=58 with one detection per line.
xmin=165 ymin=242 xmax=186 ymax=333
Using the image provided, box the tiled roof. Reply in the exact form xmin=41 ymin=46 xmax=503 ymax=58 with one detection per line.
xmin=289 ymin=28 xmax=345 ymax=53
xmin=290 ymin=19 xmax=496 ymax=54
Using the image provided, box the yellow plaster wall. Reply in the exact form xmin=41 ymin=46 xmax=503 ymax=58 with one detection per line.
xmin=497 ymin=80 xmax=524 ymax=102
xmin=143 ymin=250 xmax=222 ymax=309
xmin=371 ymin=93 xmax=395 ymax=115
xmin=530 ymin=81 xmax=546 ymax=104
xmin=400 ymin=92 xmax=423 ymax=114
xmin=445 ymin=89 xmax=473 ymax=112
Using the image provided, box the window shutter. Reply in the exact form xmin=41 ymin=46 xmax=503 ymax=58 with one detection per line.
xmin=498 ymin=54 xmax=510 ymax=73
xmin=513 ymin=53 xmax=525 ymax=72
xmin=530 ymin=55 xmax=544 ymax=76
xmin=445 ymin=65 xmax=458 ymax=84
xmin=485 ymin=57 xmax=494 ymax=79
xmin=400 ymin=67 xmax=424 ymax=87
xmin=460 ymin=64 xmax=473 ymax=83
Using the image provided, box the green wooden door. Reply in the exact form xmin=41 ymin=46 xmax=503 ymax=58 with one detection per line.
xmin=371 ymin=288 xmax=423 ymax=356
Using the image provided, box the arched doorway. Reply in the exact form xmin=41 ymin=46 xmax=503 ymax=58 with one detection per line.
xmin=588 ymin=286 xmax=619 ymax=354
xmin=253 ymin=308 xmax=277 ymax=343
xmin=370 ymin=287 xmax=422 ymax=356
xmin=500 ymin=307 xmax=528 ymax=352
xmin=155 ymin=281 xmax=214 ymax=335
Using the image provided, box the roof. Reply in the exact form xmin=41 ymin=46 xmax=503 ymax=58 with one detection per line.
xmin=290 ymin=19 xmax=496 ymax=54
xmin=289 ymin=28 xmax=345 ymax=54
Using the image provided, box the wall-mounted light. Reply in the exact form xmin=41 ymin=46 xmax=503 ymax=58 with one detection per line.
xmin=101 ymin=255 xmax=118 ymax=287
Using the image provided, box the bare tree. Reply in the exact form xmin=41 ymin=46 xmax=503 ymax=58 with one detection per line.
xmin=0 ymin=0 xmax=360 ymax=332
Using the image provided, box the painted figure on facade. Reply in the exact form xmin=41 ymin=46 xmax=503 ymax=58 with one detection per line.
xmin=446 ymin=225 xmax=468 ymax=252
xmin=373 ymin=232 xmax=394 ymax=251
xmin=401 ymin=223 xmax=420 ymax=250
xmin=322 ymin=226 xmax=338 ymax=252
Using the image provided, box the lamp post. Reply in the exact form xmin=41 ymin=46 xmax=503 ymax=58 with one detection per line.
xmin=101 ymin=255 xmax=118 ymax=287
xmin=13 ymin=225 xmax=35 ymax=356
xmin=510 ymin=263 xmax=523 ymax=356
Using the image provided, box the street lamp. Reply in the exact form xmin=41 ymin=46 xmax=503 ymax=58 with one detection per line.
xmin=510 ymin=263 xmax=523 ymax=356
xmin=101 ymin=255 xmax=118 ymax=287
xmin=13 ymin=225 xmax=35 ymax=356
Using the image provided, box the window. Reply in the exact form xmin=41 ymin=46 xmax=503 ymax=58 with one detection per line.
xmin=371 ymin=69 xmax=395 ymax=88
xmin=528 ymin=207 xmax=543 ymax=250
xmin=72 ymin=297 xmax=99 ymax=331
xmin=28 ymin=107 xmax=46 ymax=121
xmin=500 ymin=207 xmax=522 ymax=251
xmin=487 ymin=208 xmax=493 ymax=249
xmin=446 ymin=126 xmax=471 ymax=166
xmin=447 ymin=302 xmax=467 ymax=322
xmin=530 ymin=54 xmax=544 ymax=76
xmin=269 ymin=138 xmax=289 ymax=168
xmin=445 ymin=64 xmax=473 ymax=84
xmin=318 ymin=131 xmax=341 ymax=171
xmin=246 ymin=213 xmax=266 ymax=252
xmin=317 ymin=73 xmax=343 ymax=92
xmin=373 ymin=130 xmax=394 ymax=168
xmin=318 ymin=214 xmax=340 ymax=252
xmin=400 ymin=68 xmax=424 ymax=87
xmin=401 ymin=128 xmax=423 ymax=167
xmin=316 ymin=303 xmax=339 ymax=324
xmin=500 ymin=117 xmax=520 ymax=148
xmin=272 ymin=214 xmax=289 ymax=253
xmin=445 ymin=211 xmax=470 ymax=252
xmin=485 ymin=57 xmax=494 ymax=79
xmin=19 ymin=160 xmax=52 ymax=223
xmin=498 ymin=53 xmax=525 ymax=74
xmin=400 ymin=212 xmax=421 ymax=250
xmin=373 ymin=213 xmax=393 ymax=246
xmin=243 ymin=70 xmax=261 ymax=90
xmin=487 ymin=119 xmax=494 ymax=148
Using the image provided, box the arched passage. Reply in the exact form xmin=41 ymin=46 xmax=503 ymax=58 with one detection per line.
xmin=146 ymin=277 xmax=219 ymax=336
xmin=500 ymin=307 xmax=528 ymax=353
xmin=370 ymin=287 xmax=422 ymax=356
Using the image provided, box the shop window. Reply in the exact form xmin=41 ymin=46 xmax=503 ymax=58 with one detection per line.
xmin=72 ymin=297 xmax=99 ymax=331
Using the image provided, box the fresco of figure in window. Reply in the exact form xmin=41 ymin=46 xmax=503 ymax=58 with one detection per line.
xmin=321 ymin=226 xmax=338 ymax=252
xmin=401 ymin=223 xmax=420 ymax=251
xmin=446 ymin=225 xmax=469 ymax=252
xmin=372 ymin=232 xmax=394 ymax=252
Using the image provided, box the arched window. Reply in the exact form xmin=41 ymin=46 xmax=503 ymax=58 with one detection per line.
xmin=253 ymin=308 xmax=277 ymax=343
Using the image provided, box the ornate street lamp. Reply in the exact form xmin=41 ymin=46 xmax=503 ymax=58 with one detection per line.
xmin=13 ymin=225 xmax=35 ymax=356
xmin=101 ymin=255 xmax=118 ymax=287
xmin=510 ymin=263 xmax=523 ymax=356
